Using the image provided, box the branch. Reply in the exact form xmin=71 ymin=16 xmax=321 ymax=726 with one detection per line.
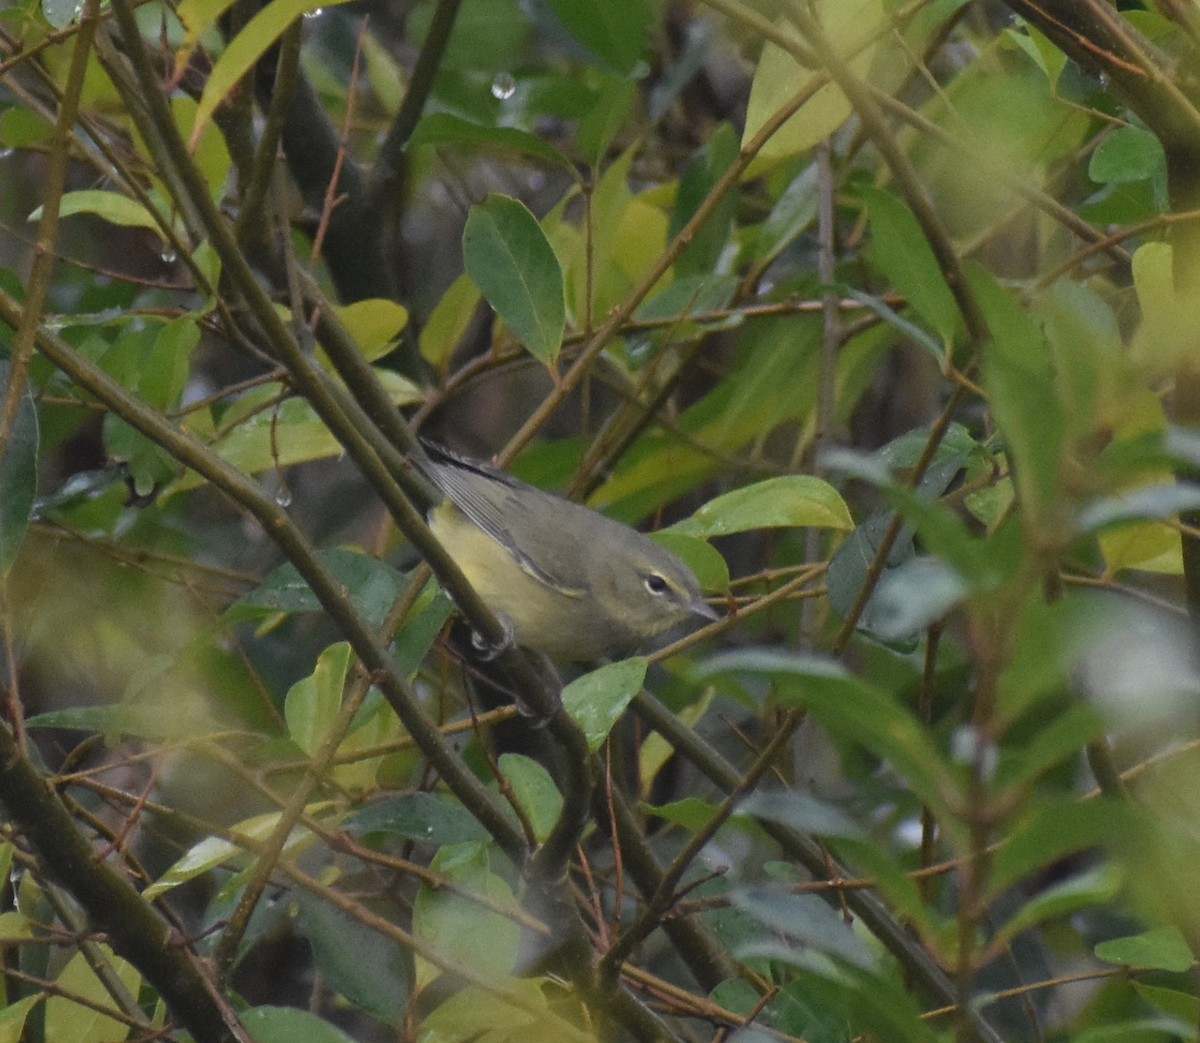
xmin=0 ymin=719 xmax=246 ymax=1042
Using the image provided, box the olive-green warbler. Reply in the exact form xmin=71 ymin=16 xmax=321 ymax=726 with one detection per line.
xmin=417 ymin=442 xmax=718 ymax=661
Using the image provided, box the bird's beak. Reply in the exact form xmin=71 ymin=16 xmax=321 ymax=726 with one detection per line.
xmin=692 ymin=597 xmax=721 ymax=623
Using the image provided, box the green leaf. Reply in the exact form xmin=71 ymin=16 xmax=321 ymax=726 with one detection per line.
xmin=667 ymin=476 xmax=853 ymax=538
xmin=413 ymin=845 xmax=521 ymax=986
xmin=671 ymin=123 xmax=739 ymax=277
xmin=733 ymin=888 xmax=877 ymax=970
xmin=578 ymin=77 xmax=637 ymax=166
xmin=736 ymin=791 xmax=865 ymax=840
xmin=860 ymin=557 xmax=970 ymax=642
xmin=0 ymin=995 xmax=43 ymax=1043
xmin=742 ymin=1 xmax=886 ymax=163
xmin=285 ymin=642 xmax=353 ymax=756
xmin=346 ymin=792 xmax=489 ymax=846
xmin=170 ymin=380 xmax=418 ymax=495
xmin=543 ymin=0 xmax=652 ymax=75
xmin=419 ymin=272 xmax=482 ymax=371
xmin=753 ymin=164 xmax=818 ymax=270
xmin=46 ymin=949 xmax=141 ymax=1043
xmin=996 ymin=703 xmax=1106 ymax=793
xmin=0 ymin=359 xmax=38 ymax=575
xmin=633 ymin=272 xmax=740 ymax=325
xmin=993 ymin=864 xmax=1122 ymax=948
xmin=987 ymin=799 xmax=1131 ymax=898
xmin=409 ymin=113 xmax=571 ymax=170
xmin=1131 ymin=982 xmax=1200 ymax=1029
xmin=228 ymin=549 xmax=410 ymax=630
xmin=392 ymin=587 xmax=454 ymax=678
xmin=0 ymin=108 xmax=53 ymax=148
xmin=645 ymin=796 xmax=720 ymax=832
xmin=1077 ymin=484 xmax=1200 ymax=533
xmin=695 ymin=650 xmax=958 ymax=819
xmin=295 ymin=892 xmax=411 ymax=1022
xmin=846 ymin=287 xmax=946 ymax=365
xmin=561 ymin=656 xmax=648 ymax=751
xmin=650 ymin=531 xmax=729 ymax=594
xmin=463 ymin=194 xmax=565 ymax=364
xmin=192 ymin=0 xmax=354 ymax=147
xmin=420 ymin=981 xmax=585 ymax=1043
xmin=145 ymin=812 xmax=316 ymax=900
xmin=242 ymin=1006 xmax=358 ymax=1043
xmin=332 ymin=298 xmax=409 ymax=362
xmin=31 ymin=190 xmax=162 ymax=233
xmin=862 ymin=185 xmax=959 ymax=342
xmin=1096 ymin=926 xmax=1196 ymax=973
xmin=26 ymin=703 xmax=220 ymax=741
xmin=1090 ymin=125 xmax=1167 ymax=200
xmin=974 ymin=264 xmax=1065 ymax=527
xmin=498 ymin=754 xmax=563 ymax=842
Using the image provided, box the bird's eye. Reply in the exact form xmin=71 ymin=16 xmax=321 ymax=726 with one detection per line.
xmin=643 ymin=573 xmax=670 ymax=596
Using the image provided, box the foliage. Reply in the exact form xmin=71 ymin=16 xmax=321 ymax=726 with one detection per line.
xmin=1 ymin=0 xmax=1200 ymax=1041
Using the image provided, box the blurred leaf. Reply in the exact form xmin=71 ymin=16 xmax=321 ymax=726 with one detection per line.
xmin=737 ymin=791 xmax=865 ymax=840
xmin=544 ymin=0 xmax=652 ymax=75
xmin=645 ymin=796 xmax=720 ymax=832
xmin=733 ymin=888 xmax=877 ymax=970
xmin=993 ymin=864 xmax=1122 ymax=949
xmin=996 ymin=703 xmax=1106 ymax=793
xmin=26 ymin=703 xmax=220 ymax=741
xmin=192 ymin=0 xmax=354 ymax=146
xmin=0 ymin=108 xmax=53 ymax=148
xmin=975 ymin=266 xmax=1065 ymax=527
xmin=1131 ymin=982 xmax=1200 ymax=1029
xmin=285 ymin=641 xmax=352 ymax=756
xmin=296 ymin=892 xmax=411 ymax=1022
xmin=862 ymin=186 xmax=958 ymax=342
xmin=409 ymin=113 xmax=572 ymax=170
xmin=464 ymin=194 xmax=565 ymax=364
xmin=420 ymin=272 xmax=482 ymax=371
xmin=499 ymin=754 xmax=562 ymax=842
xmin=1077 ymin=483 xmax=1200 ymax=533
xmin=846 ymin=287 xmax=946 ymax=364
xmin=578 ymin=77 xmax=637 ymax=166
xmin=347 ymin=792 xmax=490 ymax=846
xmin=695 ymin=650 xmax=958 ymax=819
xmin=419 ymin=981 xmax=587 ymax=1043
xmin=242 ymin=1006 xmax=358 ymax=1043
xmin=562 ymin=656 xmax=648 ymax=751
xmin=987 ymin=799 xmax=1131 ymax=898
xmin=408 ymin=0 xmax=531 ymax=72
xmin=671 ymin=123 xmax=739 ymax=277
xmin=667 ymin=476 xmax=852 ymax=537
xmin=0 ymin=359 xmax=38 ymax=575
xmin=171 ymin=381 xmax=418 ymax=495
xmin=752 ymin=163 xmax=819 ymax=270
xmin=862 ymin=557 xmax=969 ymax=642
xmin=1096 ymin=926 xmax=1196 ymax=973
xmin=1090 ymin=125 xmax=1167 ymax=208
